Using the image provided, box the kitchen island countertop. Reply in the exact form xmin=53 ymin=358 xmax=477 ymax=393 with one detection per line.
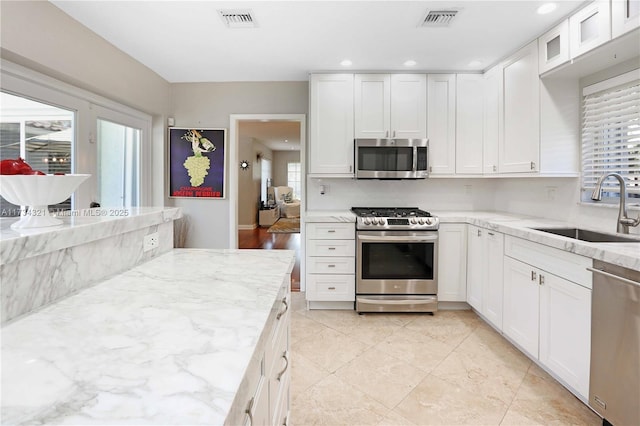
xmin=1 ymin=249 xmax=295 ymax=425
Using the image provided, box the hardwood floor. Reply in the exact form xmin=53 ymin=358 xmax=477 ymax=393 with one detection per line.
xmin=238 ymin=226 xmax=301 ymax=291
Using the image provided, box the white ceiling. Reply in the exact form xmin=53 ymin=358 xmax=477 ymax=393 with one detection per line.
xmin=239 ymin=120 xmax=301 ymax=151
xmin=50 ymin=0 xmax=586 ymax=83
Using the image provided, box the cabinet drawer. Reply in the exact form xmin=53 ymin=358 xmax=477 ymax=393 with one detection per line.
xmin=306 ymin=274 xmax=355 ymax=301
xmin=307 ymin=239 xmax=355 ymax=257
xmin=307 ymin=256 xmax=355 ymax=274
xmin=504 ymin=235 xmax=592 ymax=288
xmin=306 ymin=222 xmax=355 ymax=239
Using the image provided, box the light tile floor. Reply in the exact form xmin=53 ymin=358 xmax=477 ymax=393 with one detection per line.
xmin=289 ymin=292 xmax=600 ymax=426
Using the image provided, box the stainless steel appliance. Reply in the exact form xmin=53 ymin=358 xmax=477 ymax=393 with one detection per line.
xmin=352 ymin=207 xmax=438 ymax=313
xmin=588 ymin=260 xmax=639 ymax=426
xmin=355 ymin=138 xmax=428 ymax=179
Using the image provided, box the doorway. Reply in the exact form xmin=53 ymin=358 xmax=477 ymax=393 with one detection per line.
xmin=229 ymin=114 xmax=305 ymax=291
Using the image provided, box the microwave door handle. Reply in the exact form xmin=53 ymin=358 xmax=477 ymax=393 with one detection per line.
xmin=412 ymin=146 xmax=418 ymax=172
xmin=358 ymin=235 xmax=438 ymax=242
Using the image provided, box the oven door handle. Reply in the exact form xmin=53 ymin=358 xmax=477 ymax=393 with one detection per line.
xmin=357 ymin=235 xmax=438 ymax=242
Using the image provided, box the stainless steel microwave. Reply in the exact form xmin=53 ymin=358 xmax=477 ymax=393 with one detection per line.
xmin=355 ymin=138 xmax=429 ymax=179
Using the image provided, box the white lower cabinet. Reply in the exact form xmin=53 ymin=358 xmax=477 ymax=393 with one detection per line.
xmin=437 ymin=223 xmax=467 ymax=302
xmin=305 ymin=222 xmax=355 ymax=306
xmin=244 ymin=278 xmax=291 ymax=426
xmin=467 ymin=225 xmax=504 ymax=330
xmin=503 ymin=236 xmax=592 ymax=400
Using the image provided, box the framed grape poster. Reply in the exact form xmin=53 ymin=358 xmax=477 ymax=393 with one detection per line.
xmin=168 ymin=128 xmax=226 ymax=198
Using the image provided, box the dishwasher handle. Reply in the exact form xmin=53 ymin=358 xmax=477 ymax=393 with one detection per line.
xmin=587 ymin=267 xmax=640 ymax=287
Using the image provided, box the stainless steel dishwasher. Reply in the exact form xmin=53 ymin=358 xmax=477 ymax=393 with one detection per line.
xmin=588 ymin=260 xmax=640 ymax=426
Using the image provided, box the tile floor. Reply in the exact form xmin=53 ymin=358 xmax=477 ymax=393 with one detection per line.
xmin=288 ymin=292 xmax=600 ymax=425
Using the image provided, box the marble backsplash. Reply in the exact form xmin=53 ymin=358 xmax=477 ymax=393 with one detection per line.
xmin=1 ymin=208 xmax=180 ymax=325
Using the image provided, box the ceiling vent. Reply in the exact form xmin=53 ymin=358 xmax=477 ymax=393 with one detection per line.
xmin=218 ymin=9 xmax=257 ymax=28
xmin=420 ymin=10 xmax=458 ymax=27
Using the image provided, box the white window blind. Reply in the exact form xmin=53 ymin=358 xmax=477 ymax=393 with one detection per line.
xmin=582 ymin=73 xmax=640 ymax=199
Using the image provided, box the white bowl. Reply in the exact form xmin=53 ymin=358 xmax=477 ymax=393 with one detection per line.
xmin=0 ymin=174 xmax=90 ymax=229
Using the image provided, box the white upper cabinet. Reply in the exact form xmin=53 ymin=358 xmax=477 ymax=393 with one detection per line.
xmin=354 ymin=74 xmax=390 ymax=139
xmin=538 ymin=19 xmax=570 ymax=74
xmin=309 ymin=74 xmax=354 ymax=177
xmin=612 ymin=0 xmax=640 ymax=37
xmin=501 ymin=41 xmax=540 ymax=173
xmin=427 ymin=74 xmax=456 ymax=175
xmin=570 ymin=0 xmax=612 ymax=59
xmin=354 ymin=74 xmax=426 ymax=139
xmin=455 ymin=74 xmax=484 ymax=174
xmin=483 ymin=65 xmax=502 ymax=174
xmin=390 ymin=74 xmax=427 ymax=139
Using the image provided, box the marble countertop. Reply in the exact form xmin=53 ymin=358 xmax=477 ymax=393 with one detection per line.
xmin=0 ymin=207 xmax=182 ymax=265
xmin=1 ymin=249 xmax=295 ymax=425
xmin=303 ymin=209 xmax=640 ymax=271
xmin=433 ymin=211 xmax=640 ymax=272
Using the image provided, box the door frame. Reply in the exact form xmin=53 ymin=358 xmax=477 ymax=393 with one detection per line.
xmin=228 ymin=113 xmax=306 ymax=249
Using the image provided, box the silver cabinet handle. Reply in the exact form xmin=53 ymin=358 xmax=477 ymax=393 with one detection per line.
xmin=277 ymin=352 xmax=289 ymax=381
xmin=327 ymin=264 xmax=336 ymax=268
xmin=493 ymin=165 xmax=497 ymax=172
xmin=245 ymin=397 xmax=254 ymax=426
xmin=328 ymin=286 xmax=336 ymax=290
xmin=327 ymin=247 xmax=336 ymax=251
xmin=539 ymin=275 xmax=545 ymax=286
xmin=327 ymin=229 xmax=336 ymax=233
xmin=531 ymin=271 xmax=537 ymax=281
xmin=488 ymin=232 xmax=494 ymax=236
xmin=276 ymin=297 xmax=288 ymax=320
xmin=477 ymin=229 xmax=481 ymax=237
xmin=530 ymin=161 xmax=536 ymax=170
xmin=392 ymin=130 xmax=396 ymax=138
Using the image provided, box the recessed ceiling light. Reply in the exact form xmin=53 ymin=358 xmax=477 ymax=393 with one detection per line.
xmin=340 ymin=59 xmax=352 ymax=67
xmin=537 ymin=3 xmax=557 ymax=14
xmin=468 ymin=60 xmax=483 ymax=67
xmin=404 ymin=60 xmax=417 ymax=67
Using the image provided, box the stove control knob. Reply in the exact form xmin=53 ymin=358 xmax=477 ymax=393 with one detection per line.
xmin=418 ymin=218 xmax=425 ymax=225
xmin=425 ymin=218 xmax=433 ymax=225
xmin=377 ymin=218 xmax=385 ymax=226
xmin=363 ymin=218 xmax=371 ymax=225
xmin=410 ymin=218 xmax=417 ymax=224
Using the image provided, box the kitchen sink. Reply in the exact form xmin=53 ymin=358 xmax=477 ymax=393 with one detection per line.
xmin=532 ymin=227 xmax=640 ymax=243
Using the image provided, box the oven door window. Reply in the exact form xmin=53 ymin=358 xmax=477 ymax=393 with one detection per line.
xmin=358 ymin=147 xmax=413 ymax=171
xmin=361 ymin=242 xmax=434 ymax=280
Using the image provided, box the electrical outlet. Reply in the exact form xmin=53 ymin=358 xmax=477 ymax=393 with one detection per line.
xmin=143 ymin=232 xmax=159 ymax=252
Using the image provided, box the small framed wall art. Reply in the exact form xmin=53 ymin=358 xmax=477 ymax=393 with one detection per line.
xmin=168 ymin=128 xmax=226 ymax=198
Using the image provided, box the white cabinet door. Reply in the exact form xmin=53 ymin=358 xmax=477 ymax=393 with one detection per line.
xmin=483 ymin=65 xmax=502 ymax=174
xmin=466 ymin=225 xmax=484 ymax=310
xmin=501 ymin=41 xmax=540 ymax=173
xmin=503 ymin=256 xmax=540 ymax=357
xmin=456 ymin=74 xmax=484 ymax=174
xmin=390 ymin=74 xmax=427 ymax=139
xmin=612 ymin=0 xmax=640 ymax=38
xmin=354 ymin=74 xmax=390 ymax=139
xmin=570 ymin=0 xmax=612 ymax=59
xmin=438 ymin=223 xmax=467 ymax=302
xmin=309 ymin=74 xmax=354 ymax=176
xmin=539 ymin=273 xmax=591 ymax=399
xmin=483 ymin=230 xmax=504 ymax=331
xmin=538 ymin=19 xmax=570 ymax=74
xmin=427 ymin=74 xmax=456 ymax=175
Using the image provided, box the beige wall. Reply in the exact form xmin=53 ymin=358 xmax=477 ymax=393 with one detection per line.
xmin=273 ymin=150 xmax=301 ymax=188
xmin=170 ymin=82 xmax=308 ymax=248
xmin=0 ymin=0 xmax=171 ymax=207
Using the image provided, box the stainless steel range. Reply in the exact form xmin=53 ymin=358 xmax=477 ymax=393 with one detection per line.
xmin=351 ymin=207 xmax=439 ymax=313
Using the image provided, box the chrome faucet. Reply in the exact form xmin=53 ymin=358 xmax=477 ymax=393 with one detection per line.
xmin=591 ymin=173 xmax=640 ymax=234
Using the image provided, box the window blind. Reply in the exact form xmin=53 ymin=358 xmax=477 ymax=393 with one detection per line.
xmin=582 ymin=75 xmax=640 ymax=198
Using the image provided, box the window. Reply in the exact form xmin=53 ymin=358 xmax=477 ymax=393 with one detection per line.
xmin=581 ymin=71 xmax=640 ymax=202
xmin=261 ymin=157 xmax=272 ymax=203
xmin=0 ymin=92 xmax=74 ymax=216
xmin=287 ymin=162 xmax=301 ymax=198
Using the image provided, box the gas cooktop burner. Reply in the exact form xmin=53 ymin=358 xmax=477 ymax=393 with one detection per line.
xmin=351 ymin=207 xmax=432 ymax=218
xmin=351 ymin=207 xmax=439 ymax=230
